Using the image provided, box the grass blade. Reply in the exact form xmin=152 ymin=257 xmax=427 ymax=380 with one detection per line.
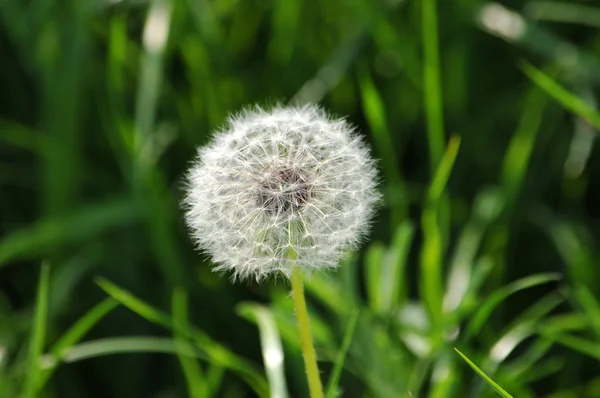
xmin=572 ymin=286 xmax=600 ymax=340
xmin=501 ymin=86 xmax=548 ymax=205
xmin=39 ymin=297 xmax=119 ymax=387
xmin=422 ymin=0 xmax=445 ymax=172
xmin=538 ymin=330 xmax=600 ymax=362
xmin=305 ymin=273 xmax=355 ymax=316
xmin=454 ymin=348 xmax=514 ymax=398
xmin=172 ymin=288 xmax=207 ymax=398
xmin=357 ymin=65 xmax=405 ymax=225
xmin=0 ymin=119 xmax=44 ymax=153
xmin=39 ymin=337 xmax=208 ymax=365
xmin=325 ymin=310 xmax=359 ymax=398
xmin=135 ymin=0 xmax=172 ymax=151
xmin=0 ymin=199 xmax=138 ymax=269
xmin=420 ymin=136 xmax=461 ymax=329
xmin=444 ymin=188 xmax=504 ymax=313
xmin=526 ymin=1 xmax=600 ymax=28
xmin=489 ymin=292 xmax=563 ymax=365
xmin=466 ymin=273 xmax=561 ymax=338
xmin=238 ymin=303 xmax=289 ymax=398
xmin=53 ymin=302 xmax=118 ymax=349
xmin=520 ymin=61 xmax=600 ymax=129
xmin=95 ymin=278 xmax=268 ymax=396
xmin=21 ymin=263 xmax=50 ymax=398
xmin=531 ymin=208 xmax=595 ymax=290
xmin=366 ymin=222 xmax=414 ymax=315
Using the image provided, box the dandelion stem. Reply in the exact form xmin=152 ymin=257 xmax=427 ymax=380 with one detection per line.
xmin=289 ymin=252 xmax=324 ymax=398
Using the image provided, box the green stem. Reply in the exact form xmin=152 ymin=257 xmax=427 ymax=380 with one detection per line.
xmin=289 ymin=256 xmax=324 ymax=398
xmin=422 ymin=0 xmax=445 ymax=173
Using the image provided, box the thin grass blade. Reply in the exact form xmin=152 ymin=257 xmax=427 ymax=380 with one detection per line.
xmin=520 ymin=62 xmax=600 ymax=129
xmin=39 ymin=298 xmax=119 ymax=387
xmin=325 ymin=310 xmax=359 ymax=398
xmin=422 ymin=0 xmax=445 ymax=172
xmin=420 ymin=136 xmax=461 ymax=329
xmin=0 ymin=199 xmax=138 ymax=269
xmin=21 ymin=263 xmax=50 ymax=398
xmin=357 ymin=65 xmax=405 ymax=225
xmin=366 ymin=221 xmax=413 ymax=315
xmin=465 ymin=272 xmax=561 ymax=338
xmin=39 ymin=337 xmax=206 ymax=365
xmin=172 ymin=288 xmax=207 ymax=398
xmin=95 ymin=278 xmax=268 ymax=396
xmin=538 ymin=331 xmax=600 ymax=362
xmin=572 ymin=286 xmax=600 ymax=340
xmin=455 ymin=348 xmax=514 ymax=398
xmin=238 ymin=303 xmax=289 ymax=398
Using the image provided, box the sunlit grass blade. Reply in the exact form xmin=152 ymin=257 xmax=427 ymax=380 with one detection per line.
xmin=501 ymin=338 xmax=558 ymax=384
xmin=39 ymin=297 xmax=119 ymax=387
xmin=357 ymin=65 xmax=405 ymax=225
xmin=422 ymin=0 xmax=445 ymax=172
xmin=365 ymin=243 xmax=385 ymax=313
xmin=238 ymin=303 xmax=289 ymax=398
xmin=172 ymin=288 xmax=207 ymax=398
xmin=444 ymin=188 xmax=504 ymax=313
xmin=465 ymin=273 xmax=561 ymax=338
xmin=366 ymin=221 xmax=413 ymax=315
xmin=538 ymin=330 xmax=600 ymax=362
xmin=21 ymin=263 xmax=50 ymax=398
xmin=519 ymin=356 xmax=563 ymax=385
xmin=531 ymin=207 xmax=595 ymax=291
xmin=420 ymin=136 xmax=460 ymax=330
xmin=520 ymin=61 xmax=600 ymax=129
xmin=542 ymin=313 xmax=588 ymax=333
xmin=501 ymin=86 xmax=548 ymax=205
xmin=465 ymin=296 xmax=562 ymax=396
xmin=135 ymin=0 xmax=172 ymax=151
xmin=488 ymin=292 xmax=563 ymax=366
xmin=429 ymin=354 xmax=456 ymax=398
xmin=132 ymin=0 xmax=185 ymax=287
xmin=325 ymin=311 xmax=359 ymax=398
xmin=389 ymin=221 xmax=415 ymax=309
xmin=96 ymin=277 xmax=268 ymax=396
xmin=0 ymin=199 xmax=138 ymax=269
xmin=572 ymin=286 xmax=600 ymax=340
xmin=305 ymin=273 xmax=355 ymax=316
xmin=407 ymin=357 xmax=430 ymax=396
xmin=477 ymin=4 xmax=600 ymax=84
xmin=205 ymin=365 xmax=225 ymax=398
xmin=526 ymin=1 xmax=600 ymax=28
xmin=427 ymin=136 xmax=461 ymax=203
xmin=39 ymin=337 xmax=207 ymax=365
xmin=454 ymin=348 xmax=514 ymax=398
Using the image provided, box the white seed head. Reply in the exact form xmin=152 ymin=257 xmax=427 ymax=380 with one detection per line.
xmin=183 ymin=104 xmax=380 ymax=282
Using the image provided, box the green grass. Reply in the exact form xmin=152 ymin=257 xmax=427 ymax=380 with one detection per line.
xmin=454 ymin=348 xmax=514 ymax=398
xmin=2 ymin=0 xmax=600 ymax=397
xmin=21 ymin=264 xmax=50 ymax=398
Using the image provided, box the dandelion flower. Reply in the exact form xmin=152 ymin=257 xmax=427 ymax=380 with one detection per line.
xmin=184 ymin=104 xmax=379 ymax=281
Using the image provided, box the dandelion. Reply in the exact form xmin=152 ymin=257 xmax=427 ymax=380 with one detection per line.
xmin=183 ymin=104 xmax=379 ymax=398
xmin=184 ymin=104 xmax=379 ymax=281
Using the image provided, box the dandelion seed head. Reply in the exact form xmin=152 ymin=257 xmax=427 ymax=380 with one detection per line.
xmin=184 ymin=104 xmax=380 ymax=282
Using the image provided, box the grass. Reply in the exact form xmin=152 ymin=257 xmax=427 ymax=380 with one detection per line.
xmin=2 ymin=0 xmax=600 ymax=397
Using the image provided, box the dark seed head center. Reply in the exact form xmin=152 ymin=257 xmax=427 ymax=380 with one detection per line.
xmin=257 ymin=167 xmax=312 ymax=215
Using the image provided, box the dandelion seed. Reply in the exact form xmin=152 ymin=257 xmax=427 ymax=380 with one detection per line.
xmin=183 ymin=104 xmax=380 ymax=282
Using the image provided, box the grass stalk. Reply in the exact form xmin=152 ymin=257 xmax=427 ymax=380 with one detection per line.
xmin=422 ymin=0 xmax=445 ymax=172
xmin=289 ymin=250 xmax=324 ymax=398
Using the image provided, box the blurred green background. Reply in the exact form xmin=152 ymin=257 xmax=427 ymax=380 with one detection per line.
xmin=2 ymin=0 xmax=600 ymax=397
